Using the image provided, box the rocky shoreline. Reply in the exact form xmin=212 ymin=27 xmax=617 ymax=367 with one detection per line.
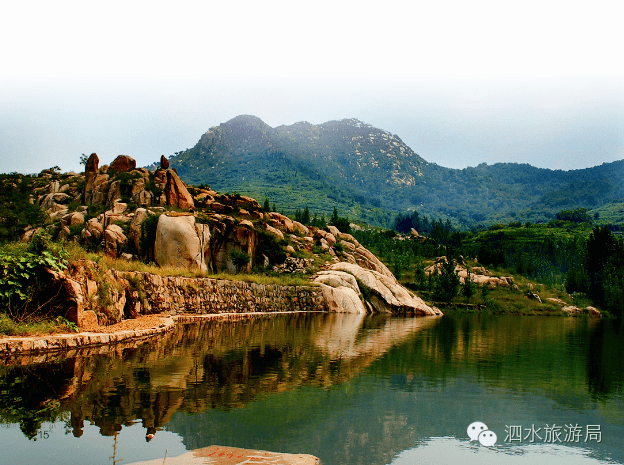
xmin=0 ymin=311 xmax=335 ymax=360
xmin=0 ymin=314 xmax=175 ymax=359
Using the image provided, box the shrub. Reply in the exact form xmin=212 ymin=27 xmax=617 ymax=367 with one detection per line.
xmin=431 ymin=258 xmax=460 ymax=302
xmin=229 ymin=249 xmax=250 ymax=273
xmin=0 ymin=231 xmax=68 ymax=322
xmin=0 ymin=174 xmax=47 ymax=242
xmin=140 ymin=213 xmax=161 ymax=261
xmin=256 ymin=229 xmax=286 ymax=265
xmin=462 ymin=270 xmax=476 ymax=299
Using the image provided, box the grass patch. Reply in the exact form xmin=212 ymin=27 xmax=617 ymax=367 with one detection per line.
xmin=68 ymin=243 xmax=316 ymax=286
xmin=0 ymin=314 xmax=78 ymax=336
xmin=207 ymin=272 xmax=315 ymax=287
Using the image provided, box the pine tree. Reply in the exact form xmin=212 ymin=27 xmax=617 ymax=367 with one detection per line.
xmin=330 ymin=206 xmax=339 ymax=225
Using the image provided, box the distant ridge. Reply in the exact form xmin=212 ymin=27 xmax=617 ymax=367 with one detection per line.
xmin=160 ymin=115 xmax=624 ymax=228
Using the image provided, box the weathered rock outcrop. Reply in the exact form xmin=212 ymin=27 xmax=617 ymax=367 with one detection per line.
xmin=104 ymin=224 xmax=128 ymax=258
xmin=164 ymin=169 xmax=194 ymax=210
xmin=84 ymin=173 xmax=109 ymax=205
xmin=154 ymin=214 xmax=210 ymax=271
xmin=52 ymin=262 xmax=328 ymax=327
xmin=109 ymin=155 xmax=136 ymax=173
xmin=208 ymin=217 xmax=257 ymax=273
xmin=81 ymin=217 xmax=104 ymax=242
xmin=315 ymin=262 xmax=442 ymax=316
xmin=425 ymin=256 xmax=514 ymax=289
xmin=24 ymin=155 xmax=447 ymax=321
xmin=84 ymin=153 xmax=99 ymax=173
xmin=128 ymin=208 xmax=149 ymax=253
xmin=315 ymin=270 xmax=367 ymax=314
xmin=562 ymin=305 xmax=602 ymax=317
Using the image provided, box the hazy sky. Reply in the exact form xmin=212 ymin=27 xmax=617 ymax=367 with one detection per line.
xmin=1 ymin=0 xmax=623 ymax=175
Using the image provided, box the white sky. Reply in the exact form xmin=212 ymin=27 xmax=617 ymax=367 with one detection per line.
xmin=1 ymin=0 xmax=623 ymax=174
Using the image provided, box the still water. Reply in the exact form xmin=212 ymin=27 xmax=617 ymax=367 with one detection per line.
xmin=0 ymin=313 xmax=622 ymax=465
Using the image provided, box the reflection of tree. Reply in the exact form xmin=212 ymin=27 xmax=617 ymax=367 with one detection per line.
xmin=586 ymin=319 xmax=624 ymax=401
xmin=0 ymin=360 xmax=74 ymax=439
xmin=430 ymin=316 xmax=457 ymax=362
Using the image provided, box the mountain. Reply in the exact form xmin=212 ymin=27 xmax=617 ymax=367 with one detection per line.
xmin=162 ymin=115 xmax=624 ymax=228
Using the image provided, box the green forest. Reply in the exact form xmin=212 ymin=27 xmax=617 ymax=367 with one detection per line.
xmin=352 ymin=207 xmax=624 ymax=317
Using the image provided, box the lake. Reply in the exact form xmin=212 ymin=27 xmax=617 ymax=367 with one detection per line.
xmin=0 ymin=313 xmax=622 ymax=465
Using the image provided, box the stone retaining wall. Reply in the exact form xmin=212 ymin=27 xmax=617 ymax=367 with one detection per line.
xmin=109 ymin=270 xmax=328 ymax=317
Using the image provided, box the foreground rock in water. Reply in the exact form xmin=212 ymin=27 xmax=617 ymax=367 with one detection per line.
xmin=126 ymin=445 xmax=320 ymax=465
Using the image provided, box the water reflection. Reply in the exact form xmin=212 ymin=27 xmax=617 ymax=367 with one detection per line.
xmin=0 ymin=313 xmax=440 ymax=438
xmin=0 ymin=314 xmax=623 ymax=465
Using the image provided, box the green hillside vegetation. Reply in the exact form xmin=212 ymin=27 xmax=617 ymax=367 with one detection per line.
xmin=354 ymin=209 xmax=624 ymax=317
xmin=159 ymin=115 xmax=624 ymax=229
xmin=0 ymin=172 xmax=49 ymax=242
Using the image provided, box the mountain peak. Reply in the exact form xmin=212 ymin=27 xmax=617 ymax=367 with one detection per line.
xmin=222 ymin=115 xmax=271 ymax=130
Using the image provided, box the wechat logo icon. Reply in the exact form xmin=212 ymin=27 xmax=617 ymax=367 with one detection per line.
xmin=467 ymin=421 xmax=497 ymax=446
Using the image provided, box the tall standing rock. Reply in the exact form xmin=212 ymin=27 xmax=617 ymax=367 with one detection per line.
xmin=164 ymin=169 xmax=194 ymax=210
xmin=84 ymin=153 xmax=99 ymax=173
xmin=160 ymin=155 xmax=170 ymax=169
xmin=83 ymin=153 xmax=109 ymax=205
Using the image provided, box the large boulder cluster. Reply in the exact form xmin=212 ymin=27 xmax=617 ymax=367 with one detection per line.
xmin=27 ymin=152 xmax=443 ymax=321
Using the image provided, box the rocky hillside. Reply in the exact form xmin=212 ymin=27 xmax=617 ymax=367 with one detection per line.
xmin=9 ymin=153 xmax=442 ymax=328
xmin=162 ymin=115 xmax=430 ymax=224
xmin=160 ymin=115 xmax=624 ymax=227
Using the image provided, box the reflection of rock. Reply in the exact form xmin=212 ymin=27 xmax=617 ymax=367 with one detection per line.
xmin=126 ymin=445 xmax=320 ymax=465
xmin=0 ymin=312 xmax=439 ymax=449
xmin=313 ymin=313 xmax=438 ymax=361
